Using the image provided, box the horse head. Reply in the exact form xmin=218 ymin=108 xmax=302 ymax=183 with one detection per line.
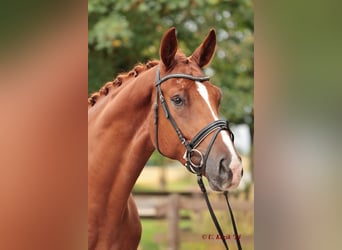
xmin=151 ymin=28 xmax=243 ymax=191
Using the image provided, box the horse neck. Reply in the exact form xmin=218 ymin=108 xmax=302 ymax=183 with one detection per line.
xmin=88 ymin=67 xmax=157 ymax=205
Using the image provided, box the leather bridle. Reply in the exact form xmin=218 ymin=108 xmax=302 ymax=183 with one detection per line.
xmin=153 ymin=65 xmax=242 ymax=250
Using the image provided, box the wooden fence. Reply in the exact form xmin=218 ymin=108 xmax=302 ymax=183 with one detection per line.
xmin=133 ymin=191 xmax=253 ymax=250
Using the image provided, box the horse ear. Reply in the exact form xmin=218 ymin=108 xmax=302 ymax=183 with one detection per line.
xmin=190 ymin=29 xmax=216 ymax=68
xmin=160 ymin=27 xmax=178 ymax=69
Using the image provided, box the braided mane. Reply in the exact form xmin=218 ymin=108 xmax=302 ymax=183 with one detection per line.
xmin=88 ymin=60 xmax=159 ymax=108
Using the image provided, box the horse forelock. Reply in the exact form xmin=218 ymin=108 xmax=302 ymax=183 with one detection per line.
xmin=88 ymin=60 xmax=159 ymax=108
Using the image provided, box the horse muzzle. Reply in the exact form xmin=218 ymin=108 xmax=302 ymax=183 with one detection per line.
xmin=206 ymin=155 xmax=243 ymax=191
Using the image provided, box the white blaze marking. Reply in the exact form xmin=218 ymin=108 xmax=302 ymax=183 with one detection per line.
xmin=195 ymin=81 xmax=241 ymax=164
xmin=195 ymin=81 xmax=218 ymax=120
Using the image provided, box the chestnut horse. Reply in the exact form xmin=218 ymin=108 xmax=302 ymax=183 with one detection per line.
xmin=88 ymin=28 xmax=243 ymax=250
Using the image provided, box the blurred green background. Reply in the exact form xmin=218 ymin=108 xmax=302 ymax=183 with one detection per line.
xmin=88 ymin=0 xmax=253 ymax=126
xmin=88 ymin=0 xmax=253 ymax=249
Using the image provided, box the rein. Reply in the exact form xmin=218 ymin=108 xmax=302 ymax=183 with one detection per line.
xmin=154 ymin=66 xmax=242 ymax=250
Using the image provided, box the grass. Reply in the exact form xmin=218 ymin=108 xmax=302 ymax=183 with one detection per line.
xmin=138 ymin=202 xmax=254 ymax=250
xmin=139 ymin=212 xmax=254 ymax=250
xmin=139 ymin=220 xmax=167 ymax=250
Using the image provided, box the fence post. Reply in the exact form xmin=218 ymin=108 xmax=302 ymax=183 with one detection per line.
xmin=167 ymin=194 xmax=180 ymax=250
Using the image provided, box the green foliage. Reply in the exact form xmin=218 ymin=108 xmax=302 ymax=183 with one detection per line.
xmin=88 ymin=13 xmax=132 ymax=51
xmin=88 ymin=0 xmax=253 ymax=127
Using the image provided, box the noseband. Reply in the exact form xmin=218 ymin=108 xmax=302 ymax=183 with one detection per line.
xmin=153 ymin=66 xmax=242 ymax=250
xmin=154 ymin=66 xmax=234 ymax=175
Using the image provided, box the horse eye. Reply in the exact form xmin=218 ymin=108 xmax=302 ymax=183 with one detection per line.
xmin=171 ymin=95 xmax=184 ymax=106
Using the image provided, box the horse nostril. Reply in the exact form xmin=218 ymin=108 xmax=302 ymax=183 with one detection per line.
xmin=228 ymin=168 xmax=233 ymax=181
xmin=219 ymin=158 xmax=233 ymax=181
xmin=219 ymin=158 xmax=225 ymax=175
xmin=241 ymin=168 xmax=244 ymax=177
